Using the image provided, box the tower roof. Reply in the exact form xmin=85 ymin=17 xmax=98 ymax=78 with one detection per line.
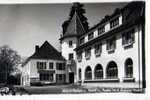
xmin=60 ymin=12 xmax=86 ymax=41
xmin=60 ymin=2 xmax=88 ymax=41
xmin=64 ymin=12 xmax=85 ymax=36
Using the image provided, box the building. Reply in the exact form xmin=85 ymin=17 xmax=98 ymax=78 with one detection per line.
xmin=21 ymin=41 xmax=68 ymax=86
xmin=60 ymin=1 xmax=145 ymax=90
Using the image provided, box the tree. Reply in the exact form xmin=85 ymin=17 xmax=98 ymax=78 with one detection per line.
xmin=0 ymin=45 xmax=21 ymax=84
xmin=62 ymin=2 xmax=89 ymax=34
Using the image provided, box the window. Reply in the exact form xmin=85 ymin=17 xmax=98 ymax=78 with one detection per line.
xmin=79 ymin=69 xmax=81 ymax=80
xmin=88 ymin=32 xmax=94 ymax=40
xmin=122 ymin=29 xmax=135 ymax=46
xmin=110 ymin=17 xmax=119 ymax=29
xmin=94 ymin=43 xmax=102 ymax=57
xmin=106 ymin=37 xmax=116 ymax=52
xmin=98 ymin=26 xmax=105 ymax=35
xmin=40 ymin=73 xmax=53 ymax=81
xmin=56 ymin=74 xmax=66 ymax=82
xmin=85 ymin=66 xmax=92 ymax=80
xmin=69 ymin=53 xmax=74 ymax=60
xmin=56 ymin=63 xmax=65 ymax=70
xmin=69 ymin=40 xmax=73 ymax=47
xmin=94 ymin=64 xmax=103 ymax=79
xmin=85 ymin=47 xmax=91 ymax=60
xmin=125 ymin=58 xmax=133 ymax=78
xmin=37 ymin=62 xmax=46 ymax=70
xmin=49 ymin=62 xmax=53 ymax=69
xmin=106 ymin=61 xmax=118 ymax=79
xmin=79 ymin=37 xmax=85 ymax=44
xmin=77 ymin=51 xmax=82 ymax=62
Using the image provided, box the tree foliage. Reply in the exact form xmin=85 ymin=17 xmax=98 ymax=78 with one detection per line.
xmin=0 ymin=45 xmax=21 ymax=83
xmin=62 ymin=2 xmax=89 ymax=34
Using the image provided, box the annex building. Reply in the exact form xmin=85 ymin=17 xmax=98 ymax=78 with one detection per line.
xmin=60 ymin=1 xmax=145 ymax=89
xmin=21 ymin=41 xmax=68 ymax=86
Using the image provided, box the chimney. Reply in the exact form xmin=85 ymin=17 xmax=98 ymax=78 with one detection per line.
xmin=35 ymin=45 xmax=39 ymax=52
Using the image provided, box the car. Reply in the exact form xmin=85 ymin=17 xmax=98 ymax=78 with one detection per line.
xmin=0 ymin=87 xmax=9 ymax=95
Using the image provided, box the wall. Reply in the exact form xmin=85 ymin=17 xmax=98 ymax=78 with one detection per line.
xmin=21 ymin=59 xmax=68 ymax=86
xmin=76 ymin=25 xmax=143 ymax=88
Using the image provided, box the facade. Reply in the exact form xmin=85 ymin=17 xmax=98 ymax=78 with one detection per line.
xmin=21 ymin=41 xmax=68 ymax=86
xmin=60 ymin=1 xmax=145 ymax=89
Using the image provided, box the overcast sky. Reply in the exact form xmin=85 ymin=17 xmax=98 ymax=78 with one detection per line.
xmin=0 ymin=3 xmax=127 ymax=57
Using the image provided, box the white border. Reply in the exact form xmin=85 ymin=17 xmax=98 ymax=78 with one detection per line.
xmin=0 ymin=0 xmax=149 ymax=100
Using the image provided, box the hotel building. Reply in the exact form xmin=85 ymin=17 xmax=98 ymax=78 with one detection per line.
xmin=60 ymin=1 xmax=145 ymax=89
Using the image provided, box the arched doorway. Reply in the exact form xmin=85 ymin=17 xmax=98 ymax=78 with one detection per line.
xmin=125 ymin=58 xmax=133 ymax=78
xmin=94 ymin=64 xmax=103 ymax=79
xmin=85 ymin=66 xmax=92 ymax=80
xmin=106 ymin=61 xmax=118 ymax=78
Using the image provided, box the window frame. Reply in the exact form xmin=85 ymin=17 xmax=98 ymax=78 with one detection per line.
xmin=94 ymin=43 xmax=102 ymax=57
xmin=110 ymin=17 xmax=119 ymax=29
xmin=122 ymin=29 xmax=135 ymax=47
xmin=49 ymin=62 xmax=53 ymax=69
xmin=69 ymin=40 xmax=73 ymax=47
xmin=98 ymin=26 xmax=105 ymax=35
xmin=88 ymin=32 xmax=94 ymax=41
xmin=85 ymin=47 xmax=91 ymax=60
xmin=106 ymin=37 xmax=116 ymax=52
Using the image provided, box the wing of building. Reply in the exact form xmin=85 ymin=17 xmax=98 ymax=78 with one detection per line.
xmin=21 ymin=41 xmax=67 ymax=86
xmin=60 ymin=1 xmax=145 ymax=90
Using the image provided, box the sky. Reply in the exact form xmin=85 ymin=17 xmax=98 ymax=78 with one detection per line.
xmin=0 ymin=3 xmax=127 ymax=57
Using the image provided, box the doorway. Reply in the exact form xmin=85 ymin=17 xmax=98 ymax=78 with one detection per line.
xmin=69 ymin=72 xmax=74 ymax=83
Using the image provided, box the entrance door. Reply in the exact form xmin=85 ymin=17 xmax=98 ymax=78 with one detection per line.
xmin=69 ymin=72 xmax=74 ymax=83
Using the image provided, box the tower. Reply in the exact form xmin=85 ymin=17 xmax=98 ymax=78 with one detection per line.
xmin=60 ymin=2 xmax=89 ymax=83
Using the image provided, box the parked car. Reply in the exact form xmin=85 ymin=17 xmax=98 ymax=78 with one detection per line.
xmin=0 ymin=87 xmax=9 ymax=95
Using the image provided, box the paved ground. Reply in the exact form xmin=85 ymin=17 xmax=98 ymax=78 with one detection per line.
xmin=4 ymin=84 xmax=144 ymax=95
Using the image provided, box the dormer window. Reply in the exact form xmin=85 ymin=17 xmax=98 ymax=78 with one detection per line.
xmin=98 ymin=26 xmax=105 ymax=35
xmin=110 ymin=17 xmax=119 ymax=29
xmin=79 ymin=37 xmax=85 ymax=45
xmin=88 ymin=33 xmax=94 ymax=40
xmin=122 ymin=29 xmax=135 ymax=47
xmin=106 ymin=37 xmax=116 ymax=53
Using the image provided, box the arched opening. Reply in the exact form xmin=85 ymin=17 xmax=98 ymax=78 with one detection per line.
xmin=78 ymin=68 xmax=81 ymax=80
xmin=125 ymin=58 xmax=133 ymax=78
xmin=94 ymin=64 xmax=103 ymax=79
xmin=106 ymin=61 xmax=118 ymax=78
xmin=85 ymin=66 xmax=92 ymax=80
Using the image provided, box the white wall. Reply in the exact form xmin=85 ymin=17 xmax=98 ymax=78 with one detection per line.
xmin=76 ymin=25 xmax=143 ymax=88
xmin=61 ymin=37 xmax=77 ymax=60
xmin=21 ymin=59 xmax=68 ymax=86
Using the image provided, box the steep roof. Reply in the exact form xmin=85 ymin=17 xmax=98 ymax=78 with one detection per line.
xmin=60 ymin=11 xmax=86 ymax=40
xmin=75 ymin=1 xmax=145 ymax=51
xmin=30 ymin=41 xmax=65 ymax=61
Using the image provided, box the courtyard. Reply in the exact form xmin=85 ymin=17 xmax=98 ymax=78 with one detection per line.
xmin=5 ymin=84 xmax=143 ymax=95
